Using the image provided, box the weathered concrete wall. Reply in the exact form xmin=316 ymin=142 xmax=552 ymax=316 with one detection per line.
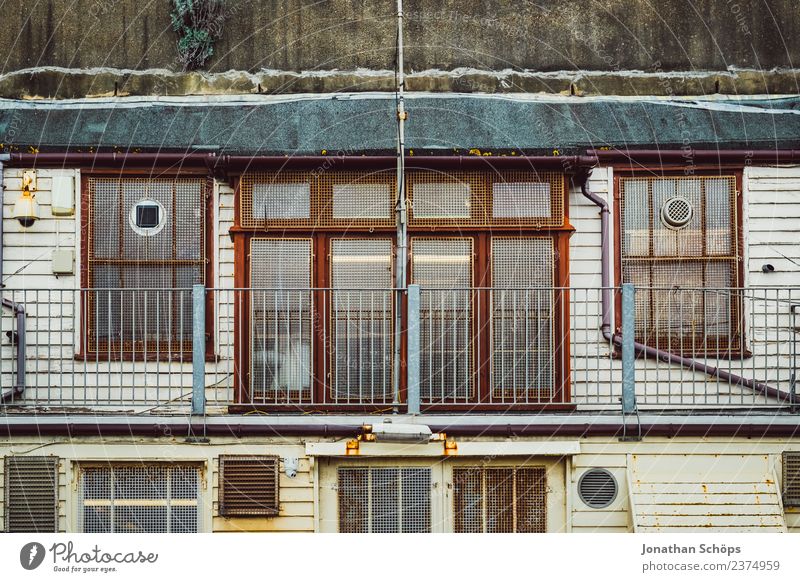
xmin=1 ymin=0 xmax=798 ymax=74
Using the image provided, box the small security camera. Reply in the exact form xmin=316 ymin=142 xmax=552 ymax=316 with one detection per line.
xmin=761 ymin=264 xmax=775 ymax=273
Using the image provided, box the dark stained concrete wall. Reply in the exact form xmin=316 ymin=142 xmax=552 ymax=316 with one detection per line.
xmin=1 ymin=0 xmax=798 ymax=74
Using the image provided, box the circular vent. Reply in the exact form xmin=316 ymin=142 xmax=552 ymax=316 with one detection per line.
xmin=660 ymin=196 xmax=693 ymax=229
xmin=578 ymin=468 xmax=618 ymax=508
xmin=129 ymin=199 xmax=166 ymax=236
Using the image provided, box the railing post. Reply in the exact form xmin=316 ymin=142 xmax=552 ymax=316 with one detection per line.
xmin=407 ymin=284 xmax=421 ymax=415
xmin=621 ymin=283 xmax=637 ymax=414
xmin=192 ymin=285 xmax=206 ymax=415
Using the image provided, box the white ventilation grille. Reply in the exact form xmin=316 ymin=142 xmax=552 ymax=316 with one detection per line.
xmin=411 ymin=182 xmax=471 ymax=219
xmin=250 ymin=239 xmax=313 ymax=401
xmin=412 ymin=238 xmax=473 ymax=402
xmin=491 ymin=238 xmax=555 ymax=401
xmin=332 ymin=183 xmax=393 ymax=219
xmin=337 ymin=467 xmax=431 ymax=533
xmin=660 ymin=196 xmax=694 ymax=229
xmin=4 ymin=456 xmax=59 ymax=532
xmin=79 ymin=465 xmax=199 ymax=533
xmin=330 ymin=239 xmax=393 ymax=402
xmin=578 ymin=469 xmax=618 ymax=509
xmin=453 ymin=466 xmax=546 ymax=533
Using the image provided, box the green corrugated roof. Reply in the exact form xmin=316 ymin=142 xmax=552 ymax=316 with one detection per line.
xmin=0 ymin=94 xmax=798 ymax=154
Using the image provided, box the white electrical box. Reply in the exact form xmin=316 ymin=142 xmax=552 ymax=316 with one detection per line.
xmin=51 ymin=174 xmax=75 ymax=216
xmin=52 ymin=249 xmax=74 ymax=274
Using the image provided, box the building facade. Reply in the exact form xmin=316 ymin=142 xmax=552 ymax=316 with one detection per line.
xmin=0 ymin=0 xmax=799 ymax=533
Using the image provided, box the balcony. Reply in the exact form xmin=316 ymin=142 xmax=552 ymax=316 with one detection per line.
xmin=0 ymin=286 xmax=797 ymax=415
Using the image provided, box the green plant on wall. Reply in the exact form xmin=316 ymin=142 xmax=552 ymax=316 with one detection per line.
xmin=171 ymin=0 xmax=230 ymax=70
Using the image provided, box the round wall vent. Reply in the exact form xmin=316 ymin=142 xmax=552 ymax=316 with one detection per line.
xmin=129 ymin=199 xmax=166 ymax=236
xmin=660 ymin=196 xmax=693 ymax=229
xmin=578 ymin=468 xmax=618 ymax=509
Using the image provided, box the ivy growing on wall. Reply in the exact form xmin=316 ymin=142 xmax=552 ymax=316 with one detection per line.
xmin=170 ymin=0 xmax=230 ymax=70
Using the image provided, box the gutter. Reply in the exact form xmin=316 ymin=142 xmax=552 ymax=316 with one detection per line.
xmin=588 ymin=148 xmax=800 ymax=165
xmin=576 ymin=167 xmax=793 ymax=403
xmin=1 ymin=414 xmax=800 ymax=438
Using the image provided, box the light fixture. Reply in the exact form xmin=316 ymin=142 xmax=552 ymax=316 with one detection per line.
xmin=13 ymin=170 xmax=40 ymax=227
xmin=344 ymin=423 xmax=450 ymax=455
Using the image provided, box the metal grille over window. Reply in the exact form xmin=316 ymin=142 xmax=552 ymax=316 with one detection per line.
xmin=4 ymin=456 xmax=58 ymax=532
xmin=782 ymin=452 xmax=800 ymax=507
xmin=79 ymin=464 xmax=199 ymax=533
xmin=338 ymin=467 xmax=431 ymax=533
xmin=619 ymin=175 xmax=740 ymax=353
xmin=87 ymin=178 xmax=206 ymax=355
xmin=250 ymin=239 xmax=313 ymax=403
xmin=218 ymin=456 xmax=279 ymax=517
xmin=408 ymin=171 xmax=563 ymax=227
xmin=453 ymin=466 xmax=546 ymax=533
xmin=412 ymin=238 xmax=473 ymax=402
xmin=240 ymin=171 xmax=395 ymax=227
xmin=330 ymin=239 xmax=393 ymax=403
xmin=491 ymin=238 xmax=555 ymax=401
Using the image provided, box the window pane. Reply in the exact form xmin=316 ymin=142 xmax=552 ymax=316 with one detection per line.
xmin=412 ymin=238 xmax=473 ymax=402
xmin=412 ymin=181 xmax=471 ymax=219
xmin=330 ymin=239 xmax=393 ymax=402
xmin=491 ymin=238 xmax=554 ymax=401
xmin=250 ymin=239 xmax=312 ymax=401
xmin=252 ymin=182 xmax=311 ymax=220
xmin=492 ymin=182 xmax=551 ymax=218
xmin=332 ymin=183 xmax=393 ymax=219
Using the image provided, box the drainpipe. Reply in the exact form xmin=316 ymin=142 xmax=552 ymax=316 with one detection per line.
xmin=0 ymin=153 xmax=26 ymax=404
xmin=577 ymin=170 xmax=792 ymax=402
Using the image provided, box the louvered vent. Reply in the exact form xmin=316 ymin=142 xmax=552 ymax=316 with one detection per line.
xmin=4 ymin=456 xmax=58 ymax=532
xmin=782 ymin=452 xmax=800 ymax=507
xmin=453 ymin=466 xmax=546 ymax=533
xmin=219 ymin=456 xmax=280 ymax=517
xmin=578 ymin=468 xmax=618 ymax=509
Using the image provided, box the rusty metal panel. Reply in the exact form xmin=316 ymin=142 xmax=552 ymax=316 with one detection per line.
xmin=218 ymin=455 xmax=279 ymax=517
xmin=4 ymin=456 xmax=58 ymax=533
xmin=453 ymin=466 xmax=546 ymax=533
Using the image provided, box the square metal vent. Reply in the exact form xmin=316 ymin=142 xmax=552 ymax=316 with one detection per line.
xmin=4 ymin=456 xmax=59 ymax=532
xmin=219 ymin=456 xmax=280 ymax=517
xmin=783 ymin=451 xmax=800 ymax=507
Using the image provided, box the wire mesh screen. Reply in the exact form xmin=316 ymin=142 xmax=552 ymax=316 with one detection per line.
xmin=408 ymin=171 xmax=563 ymax=227
xmin=338 ymin=467 xmax=431 ymax=533
xmin=453 ymin=466 xmax=546 ymax=533
xmin=87 ymin=178 xmax=206 ymax=354
xmin=4 ymin=456 xmax=58 ymax=532
xmin=330 ymin=239 xmax=393 ymax=402
xmin=250 ymin=239 xmax=313 ymax=402
xmin=79 ymin=464 xmax=199 ymax=533
xmin=491 ymin=238 xmax=555 ymax=401
xmin=412 ymin=238 xmax=474 ymax=402
xmin=620 ymin=175 xmax=740 ymax=352
xmin=240 ymin=171 xmax=395 ymax=228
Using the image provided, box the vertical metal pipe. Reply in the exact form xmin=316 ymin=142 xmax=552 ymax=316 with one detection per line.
xmin=407 ymin=284 xmax=420 ymax=414
xmin=621 ymin=283 xmax=637 ymax=413
xmin=0 ymin=154 xmax=9 ymax=288
xmin=191 ymin=284 xmax=206 ymax=415
xmin=392 ymin=0 xmax=407 ymax=410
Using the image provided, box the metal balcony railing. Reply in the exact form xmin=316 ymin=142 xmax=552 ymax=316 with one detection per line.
xmin=0 ymin=286 xmax=796 ymax=413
